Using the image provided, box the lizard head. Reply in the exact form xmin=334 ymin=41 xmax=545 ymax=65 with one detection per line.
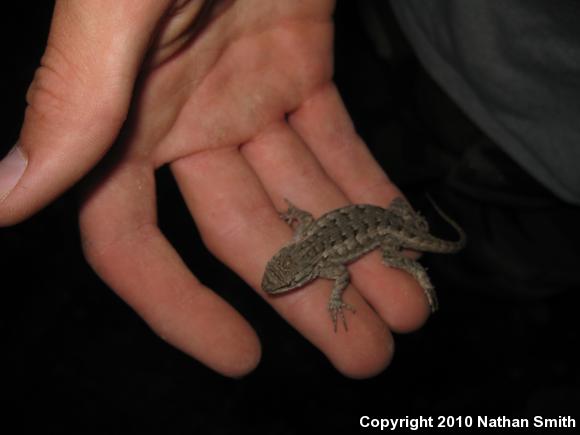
xmin=261 ymin=245 xmax=317 ymax=294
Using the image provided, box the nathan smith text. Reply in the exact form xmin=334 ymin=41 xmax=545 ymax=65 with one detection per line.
xmin=359 ymin=415 xmax=575 ymax=430
xmin=479 ymin=416 xmax=575 ymax=429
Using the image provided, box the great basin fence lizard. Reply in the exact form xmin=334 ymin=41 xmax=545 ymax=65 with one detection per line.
xmin=261 ymin=196 xmax=466 ymax=331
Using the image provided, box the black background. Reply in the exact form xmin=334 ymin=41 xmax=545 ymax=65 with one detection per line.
xmin=1 ymin=1 xmax=578 ymax=433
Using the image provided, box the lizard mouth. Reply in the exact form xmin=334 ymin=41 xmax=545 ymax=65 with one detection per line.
xmin=261 ymin=273 xmax=287 ymax=294
xmin=265 ymin=285 xmax=294 ymax=294
xmin=261 ymin=271 xmax=301 ymax=294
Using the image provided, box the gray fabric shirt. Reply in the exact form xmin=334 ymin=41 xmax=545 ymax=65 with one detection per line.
xmin=390 ymin=0 xmax=580 ymax=204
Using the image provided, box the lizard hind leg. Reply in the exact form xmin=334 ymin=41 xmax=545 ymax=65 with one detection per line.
xmin=381 ymin=246 xmax=439 ymax=312
xmin=319 ymin=264 xmax=356 ymax=332
xmin=389 ymin=197 xmax=429 ymax=232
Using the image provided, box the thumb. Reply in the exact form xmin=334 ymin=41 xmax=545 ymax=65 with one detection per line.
xmin=0 ymin=0 xmax=171 ymax=225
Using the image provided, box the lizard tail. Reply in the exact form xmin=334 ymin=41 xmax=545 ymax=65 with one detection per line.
xmin=426 ymin=194 xmax=467 ymax=252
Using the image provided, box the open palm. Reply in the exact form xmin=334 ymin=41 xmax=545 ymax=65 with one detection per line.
xmin=1 ymin=0 xmax=430 ymax=377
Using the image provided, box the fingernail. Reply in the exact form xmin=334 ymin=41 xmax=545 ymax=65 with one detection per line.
xmin=0 ymin=145 xmax=27 ymax=202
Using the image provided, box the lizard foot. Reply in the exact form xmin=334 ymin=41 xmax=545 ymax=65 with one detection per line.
xmin=328 ymin=299 xmax=356 ymax=332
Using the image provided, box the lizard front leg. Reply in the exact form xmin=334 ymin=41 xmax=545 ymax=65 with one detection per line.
xmin=381 ymin=245 xmax=439 ymax=312
xmin=281 ymin=199 xmax=315 ymax=240
xmin=319 ymin=264 xmax=356 ymax=332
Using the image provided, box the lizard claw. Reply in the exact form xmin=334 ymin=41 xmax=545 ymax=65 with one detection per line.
xmin=278 ymin=199 xmax=296 ymax=224
xmin=328 ymin=299 xmax=356 ymax=332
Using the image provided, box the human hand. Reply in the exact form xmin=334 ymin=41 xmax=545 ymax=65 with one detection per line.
xmin=0 ymin=0 xmax=431 ymax=378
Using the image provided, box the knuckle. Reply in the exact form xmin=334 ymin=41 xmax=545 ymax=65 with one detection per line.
xmin=25 ymin=43 xmax=128 ymax=131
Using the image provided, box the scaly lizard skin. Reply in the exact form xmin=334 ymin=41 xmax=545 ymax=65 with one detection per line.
xmin=261 ymin=196 xmax=466 ymax=331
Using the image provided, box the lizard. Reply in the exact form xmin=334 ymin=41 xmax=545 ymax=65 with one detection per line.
xmin=261 ymin=196 xmax=466 ymax=331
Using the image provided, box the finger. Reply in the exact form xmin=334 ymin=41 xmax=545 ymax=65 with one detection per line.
xmin=171 ymin=146 xmax=394 ymax=378
xmin=79 ymin=160 xmax=260 ymax=378
xmin=289 ymin=84 xmax=401 ymax=205
xmin=241 ymin=122 xmax=430 ymax=332
xmin=289 ymin=83 xmax=429 ymax=262
xmin=0 ymin=0 xmax=171 ymax=225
